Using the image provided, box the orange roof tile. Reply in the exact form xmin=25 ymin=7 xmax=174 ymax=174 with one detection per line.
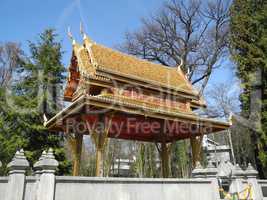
xmin=72 ymin=36 xmax=198 ymax=96
xmin=90 ymin=44 xmax=195 ymax=94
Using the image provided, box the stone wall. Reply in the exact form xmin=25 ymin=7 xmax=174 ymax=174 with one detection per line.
xmin=258 ymin=180 xmax=267 ymax=200
xmin=0 ymin=149 xmax=266 ymax=200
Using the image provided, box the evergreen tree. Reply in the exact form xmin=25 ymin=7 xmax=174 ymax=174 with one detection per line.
xmin=230 ymin=0 xmax=267 ymax=178
xmin=171 ymin=141 xmax=190 ymax=178
xmin=0 ymin=29 xmax=71 ymax=175
xmin=0 ymin=88 xmax=26 ymax=175
xmin=0 ymin=42 xmax=24 ymax=175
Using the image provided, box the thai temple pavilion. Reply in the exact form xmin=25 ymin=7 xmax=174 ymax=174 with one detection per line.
xmin=44 ymin=28 xmax=230 ymax=177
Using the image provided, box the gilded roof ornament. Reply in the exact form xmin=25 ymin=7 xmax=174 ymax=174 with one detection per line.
xmin=67 ymin=26 xmax=83 ymax=63
xmin=80 ymin=22 xmax=94 ymax=45
xmin=80 ymin=22 xmax=86 ymax=40
xmin=186 ymin=67 xmax=190 ymax=79
xmin=228 ymin=112 xmax=233 ymax=126
xmin=43 ymin=113 xmax=48 ymax=124
xmin=177 ymin=56 xmax=183 ymax=72
xmin=67 ymin=27 xmax=76 ymax=45
xmin=79 ymin=22 xmax=97 ymax=67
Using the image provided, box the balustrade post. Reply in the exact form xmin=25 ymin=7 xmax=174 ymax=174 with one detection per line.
xmin=244 ymin=163 xmax=263 ymax=200
xmin=36 ymin=148 xmax=58 ymax=200
xmin=6 ymin=149 xmax=29 ymax=200
xmin=229 ymin=164 xmax=245 ymax=195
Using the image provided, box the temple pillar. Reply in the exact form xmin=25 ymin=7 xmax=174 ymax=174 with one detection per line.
xmin=161 ymin=142 xmax=170 ymax=178
xmin=67 ymin=133 xmax=83 ymax=176
xmin=89 ymin=114 xmax=111 ymax=177
xmin=95 ymin=146 xmax=104 ymax=177
xmin=190 ymin=135 xmax=203 ymax=169
xmin=156 ymin=141 xmax=172 ymax=178
xmin=92 ymin=132 xmax=109 ymax=177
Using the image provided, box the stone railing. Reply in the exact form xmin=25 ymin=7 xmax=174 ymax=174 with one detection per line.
xmin=258 ymin=180 xmax=267 ymax=200
xmin=0 ymin=150 xmax=266 ymax=200
xmin=192 ymin=161 xmax=266 ymax=200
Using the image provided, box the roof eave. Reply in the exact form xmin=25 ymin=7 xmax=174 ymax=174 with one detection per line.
xmin=45 ymin=94 xmax=230 ymax=132
xmin=95 ymin=67 xmax=199 ymax=100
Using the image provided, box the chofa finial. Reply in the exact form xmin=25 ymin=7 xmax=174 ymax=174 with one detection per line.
xmin=67 ymin=26 xmax=76 ymax=45
xmin=80 ymin=22 xmax=86 ymax=39
xmin=79 ymin=22 xmax=94 ymax=45
xmin=228 ymin=112 xmax=233 ymax=126
xmin=43 ymin=113 xmax=47 ymax=123
xmin=177 ymin=56 xmax=184 ymax=72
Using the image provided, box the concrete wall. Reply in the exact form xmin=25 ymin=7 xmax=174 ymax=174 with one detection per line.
xmin=0 ymin=176 xmax=220 ymax=200
xmin=23 ymin=177 xmax=38 ymax=200
xmin=0 ymin=177 xmax=8 ymax=198
xmin=54 ymin=177 xmax=218 ymax=200
xmin=258 ymin=180 xmax=267 ymax=199
xmin=0 ymin=149 xmax=221 ymax=200
xmin=0 ymin=149 xmax=266 ymax=200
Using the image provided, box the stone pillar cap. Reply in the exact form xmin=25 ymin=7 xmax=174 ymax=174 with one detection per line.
xmin=33 ymin=150 xmax=47 ymax=171
xmin=232 ymin=164 xmax=245 ymax=177
xmin=192 ymin=162 xmax=206 ymax=177
xmin=244 ymin=163 xmax=258 ymax=177
xmin=205 ymin=161 xmax=218 ymax=177
xmin=7 ymin=149 xmax=29 ymax=172
xmin=35 ymin=148 xmax=58 ymax=172
xmin=217 ymin=160 xmax=234 ymax=178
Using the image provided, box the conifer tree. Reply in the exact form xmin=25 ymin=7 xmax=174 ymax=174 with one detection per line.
xmin=0 ymin=29 xmax=71 ymax=175
xmin=0 ymin=42 xmax=25 ymax=175
xmin=230 ymin=0 xmax=267 ymax=178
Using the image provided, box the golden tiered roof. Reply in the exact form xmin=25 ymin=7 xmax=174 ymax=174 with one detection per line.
xmin=66 ymin=34 xmax=200 ymax=100
xmin=90 ymin=44 xmax=194 ymax=93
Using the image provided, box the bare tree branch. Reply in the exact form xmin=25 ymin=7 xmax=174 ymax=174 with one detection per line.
xmin=0 ymin=42 xmax=23 ymax=86
xmin=119 ymin=0 xmax=231 ymax=94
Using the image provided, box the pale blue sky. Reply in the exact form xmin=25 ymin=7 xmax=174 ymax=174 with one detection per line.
xmin=0 ymin=0 xmax=236 ymax=87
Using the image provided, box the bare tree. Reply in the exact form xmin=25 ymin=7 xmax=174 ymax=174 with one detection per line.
xmin=0 ymin=42 xmax=22 ymax=86
xmin=119 ymin=0 xmax=231 ymax=95
xmin=203 ymin=82 xmax=256 ymax=166
xmin=204 ymin=82 xmax=240 ymax=118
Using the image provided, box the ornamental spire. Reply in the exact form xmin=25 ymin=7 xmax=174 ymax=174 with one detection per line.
xmin=176 ymin=56 xmax=183 ymax=72
xmin=67 ymin=26 xmax=82 ymax=55
xmin=228 ymin=112 xmax=233 ymax=126
xmin=80 ymin=22 xmax=85 ymax=40
xmin=67 ymin=27 xmax=76 ymax=45
xmin=80 ymin=22 xmax=97 ymax=66
xmin=80 ymin=22 xmax=94 ymax=46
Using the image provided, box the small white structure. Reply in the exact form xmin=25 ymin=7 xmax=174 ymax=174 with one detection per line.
xmin=111 ymin=159 xmax=134 ymax=177
xmin=203 ymin=136 xmax=232 ymax=165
